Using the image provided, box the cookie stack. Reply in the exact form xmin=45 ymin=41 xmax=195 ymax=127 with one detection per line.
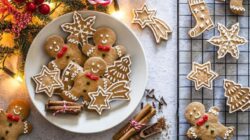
xmin=32 ymin=11 xmax=132 ymax=115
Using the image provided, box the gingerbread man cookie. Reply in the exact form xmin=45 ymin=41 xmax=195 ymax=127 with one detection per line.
xmin=185 ymin=102 xmax=235 ymax=140
xmin=60 ymin=57 xmax=110 ymax=103
xmin=82 ymin=27 xmax=127 ymax=65
xmin=0 ymin=99 xmax=32 ymax=140
xmin=44 ymin=35 xmax=87 ymax=70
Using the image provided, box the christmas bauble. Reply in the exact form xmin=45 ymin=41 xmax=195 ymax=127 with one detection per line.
xmin=34 ymin=0 xmax=44 ymax=5
xmin=38 ymin=4 xmax=50 ymax=15
xmin=14 ymin=0 xmax=25 ymax=3
xmin=26 ymin=2 xmax=37 ymax=12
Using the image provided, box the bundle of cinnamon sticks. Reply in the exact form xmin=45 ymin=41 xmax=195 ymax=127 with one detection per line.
xmin=45 ymin=100 xmax=83 ymax=115
xmin=113 ymin=104 xmax=156 ymax=140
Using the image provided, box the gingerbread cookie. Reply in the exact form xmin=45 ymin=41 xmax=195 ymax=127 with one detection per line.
xmin=88 ymin=80 xmax=130 ymax=115
xmin=208 ymin=23 xmax=247 ymax=59
xmin=32 ymin=65 xmax=64 ymax=97
xmin=61 ymin=11 xmax=96 ymax=46
xmin=82 ymin=27 xmax=127 ymax=65
xmin=45 ymin=35 xmax=86 ymax=70
xmin=60 ymin=57 xmax=110 ymax=103
xmin=224 ymin=79 xmax=250 ymax=113
xmin=104 ymin=55 xmax=131 ymax=83
xmin=132 ymin=4 xmax=172 ymax=43
xmin=188 ymin=0 xmax=214 ymax=38
xmin=61 ymin=61 xmax=83 ymax=91
xmin=187 ymin=61 xmax=218 ymax=90
xmin=0 ymin=99 xmax=32 ymax=140
xmin=107 ymin=80 xmax=130 ymax=101
xmin=88 ymin=87 xmax=112 ymax=115
xmin=185 ymin=102 xmax=235 ymax=140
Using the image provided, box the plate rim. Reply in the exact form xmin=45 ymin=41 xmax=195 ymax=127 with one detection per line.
xmin=25 ymin=10 xmax=148 ymax=134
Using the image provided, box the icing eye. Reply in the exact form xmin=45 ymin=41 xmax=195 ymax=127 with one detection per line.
xmin=92 ymin=62 xmax=95 ymax=66
xmin=106 ymin=34 xmax=109 ymax=37
xmin=53 ymin=41 xmax=57 ymax=44
xmin=193 ymin=108 xmax=196 ymax=112
xmin=97 ymin=64 xmax=100 ymax=68
xmin=190 ymin=112 xmax=193 ymax=116
xmin=100 ymin=34 xmax=104 ymax=37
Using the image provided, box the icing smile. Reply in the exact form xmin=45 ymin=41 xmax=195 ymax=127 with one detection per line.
xmin=101 ymin=39 xmax=108 ymax=44
xmin=91 ymin=68 xmax=100 ymax=74
xmin=14 ymin=109 xmax=21 ymax=115
xmin=194 ymin=112 xmax=201 ymax=119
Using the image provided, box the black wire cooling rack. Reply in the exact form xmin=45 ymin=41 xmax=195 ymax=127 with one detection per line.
xmin=177 ymin=0 xmax=250 ymax=139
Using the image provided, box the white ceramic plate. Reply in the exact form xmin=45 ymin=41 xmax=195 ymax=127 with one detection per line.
xmin=25 ymin=11 xmax=147 ymax=133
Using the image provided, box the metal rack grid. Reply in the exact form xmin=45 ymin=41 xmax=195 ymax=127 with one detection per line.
xmin=177 ymin=0 xmax=250 ymax=139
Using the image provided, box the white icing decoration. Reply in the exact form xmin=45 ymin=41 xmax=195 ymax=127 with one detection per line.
xmin=86 ymin=47 xmax=95 ymax=56
xmin=64 ymin=91 xmax=79 ymax=101
xmin=189 ymin=128 xmax=197 ymax=139
xmin=208 ymin=108 xmax=219 ymax=116
xmin=115 ymin=46 xmax=122 ymax=57
xmin=224 ymin=127 xmax=234 ymax=139
xmin=23 ymin=121 xmax=29 ymax=134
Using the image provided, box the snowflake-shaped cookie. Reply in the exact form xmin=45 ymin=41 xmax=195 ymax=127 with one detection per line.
xmin=208 ymin=23 xmax=247 ymax=59
xmin=32 ymin=65 xmax=63 ymax=97
xmin=61 ymin=11 xmax=96 ymax=46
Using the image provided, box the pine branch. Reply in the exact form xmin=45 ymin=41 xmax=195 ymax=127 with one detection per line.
xmin=60 ymin=0 xmax=86 ymax=12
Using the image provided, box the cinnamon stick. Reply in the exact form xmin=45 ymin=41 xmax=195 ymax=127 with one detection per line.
xmin=113 ymin=104 xmax=152 ymax=140
xmin=119 ymin=108 xmax=156 ymax=140
xmin=47 ymin=100 xmax=82 ymax=107
xmin=45 ymin=100 xmax=83 ymax=115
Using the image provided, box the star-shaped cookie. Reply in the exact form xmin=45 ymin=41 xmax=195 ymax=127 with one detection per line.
xmin=187 ymin=61 xmax=218 ymax=90
xmin=88 ymin=87 xmax=112 ymax=115
xmin=32 ymin=65 xmax=63 ymax=97
xmin=61 ymin=11 xmax=96 ymax=46
xmin=208 ymin=23 xmax=247 ymax=59
xmin=132 ymin=4 xmax=156 ymax=28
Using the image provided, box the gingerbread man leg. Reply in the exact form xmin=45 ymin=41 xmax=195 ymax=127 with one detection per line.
xmin=217 ymin=125 xmax=235 ymax=140
xmin=188 ymin=0 xmax=214 ymax=37
xmin=230 ymin=0 xmax=245 ymax=15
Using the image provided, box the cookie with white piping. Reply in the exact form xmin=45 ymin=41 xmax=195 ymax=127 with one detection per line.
xmin=0 ymin=99 xmax=32 ymax=140
xmin=104 ymin=55 xmax=131 ymax=83
xmin=82 ymin=27 xmax=127 ymax=65
xmin=32 ymin=65 xmax=64 ymax=97
xmin=44 ymin=35 xmax=87 ymax=70
xmin=60 ymin=57 xmax=111 ymax=103
xmin=185 ymin=102 xmax=235 ymax=140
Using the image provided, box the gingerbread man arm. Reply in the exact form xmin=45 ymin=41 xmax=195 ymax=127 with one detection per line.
xmin=208 ymin=106 xmax=220 ymax=116
xmin=187 ymin=126 xmax=199 ymax=139
xmin=82 ymin=44 xmax=96 ymax=57
xmin=114 ymin=45 xmax=127 ymax=59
